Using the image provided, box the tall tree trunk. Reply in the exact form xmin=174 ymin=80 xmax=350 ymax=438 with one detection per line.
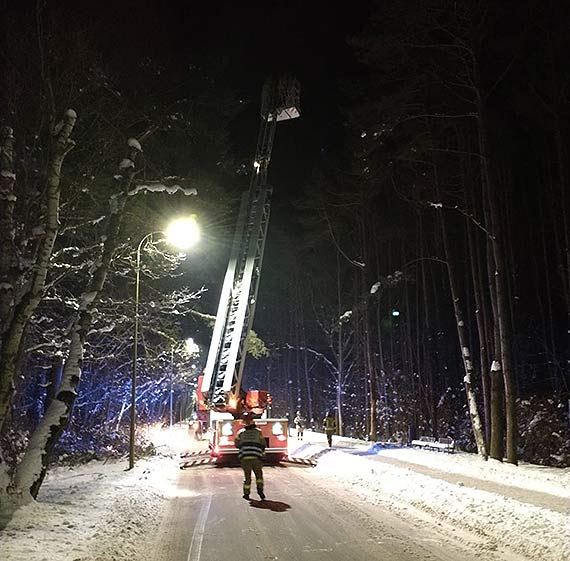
xmin=0 ymin=126 xmax=17 ymax=331
xmin=359 ymin=214 xmax=377 ymax=440
xmin=14 ymin=137 xmax=142 ymax=501
xmin=466 ymin=183 xmax=490 ymax=448
xmin=554 ymin=128 xmax=570 ymax=331
xmin=0 ymin=110 xmax=76 ymax=433
xmin=476 ymin=96 xmax=517 ymax=465
xmin=300 ymin=304 xmax=314 ymax=424
xmin=364 ymin=302 xmax=377 ymax=441
xmin=418 ymin=214 xmax=437 ymax=436
xmin=482 ymin=166 xmax=505 ymax=461
xmin=44 ymin=356 xmax=63 ymax=414
xmin=436 ymin=173 xmax=487 ymax=458
xmin=336 ymin=252 xmax=344 ymax=436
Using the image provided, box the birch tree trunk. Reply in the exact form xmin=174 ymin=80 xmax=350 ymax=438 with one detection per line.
xmin=0 ymin=110 xmax=76 ymax=433
xmin=14 ymin=137 xmax=142 ymax=502
xmin=466 ymin=186 xmax=491 ymax=447
xmin=436 ymin=177 xmax=488 ymax=459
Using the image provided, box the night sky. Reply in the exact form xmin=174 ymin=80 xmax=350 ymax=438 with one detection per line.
xmin=59 ymin=0 xmax=372 ymax=337
xmin=0 ymin=0 xmax=373 ymax=337
xmin=1 ymin=0 xmax=370 ymax=177
xmin=40 ymin=0 xmax=370 ymax=193
xmin=51 ymin=0 xmax=373 ymax=323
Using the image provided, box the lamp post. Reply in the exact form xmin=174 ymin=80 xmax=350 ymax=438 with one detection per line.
xmin=169 ymin=346 xmax=174 ymax=428
xmin=129 ymin=216 xmax=200 ymax=469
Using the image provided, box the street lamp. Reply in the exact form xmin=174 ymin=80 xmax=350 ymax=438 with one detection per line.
xmin=129 ymin=216 xmax=200 ymax=469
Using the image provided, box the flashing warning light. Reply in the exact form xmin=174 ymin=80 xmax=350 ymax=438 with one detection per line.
xmin=196 ymin=375 xmax=208 ymax=411
xmin=245 ymin=390 xmax=272 ymax=410
xmin=228 ymin=395 xmax=238 ymax=411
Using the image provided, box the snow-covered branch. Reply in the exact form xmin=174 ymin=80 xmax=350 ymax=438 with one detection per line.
xmin=127 ymin=182 xmax=198 ymax=198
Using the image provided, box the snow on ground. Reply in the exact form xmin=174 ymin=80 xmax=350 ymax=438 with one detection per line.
xmin=293 ymin=430 xmax=570 ymax=498
xmin=0 ymin=424 xmax=189 ymax=561
xmin=1 ymin=425 xmax=569 ymax=561
xmin=291 ymin=431 xmax=570 ymax=561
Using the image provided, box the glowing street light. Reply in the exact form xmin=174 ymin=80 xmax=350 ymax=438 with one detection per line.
xmin=164 ymin=216 xmax=200 ymax=251
xmin=129 ymin=217 xmax=200 ymax=470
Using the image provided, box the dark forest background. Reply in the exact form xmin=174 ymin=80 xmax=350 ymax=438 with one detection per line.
xmin=1 ymin=0 xmax=570 ymax=504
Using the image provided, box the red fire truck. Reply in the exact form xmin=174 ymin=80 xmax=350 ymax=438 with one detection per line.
xmin=195 ymin=376 xmax=288 ymax=462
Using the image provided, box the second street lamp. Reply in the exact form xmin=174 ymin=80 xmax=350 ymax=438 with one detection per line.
xmin=129 ymin=216 xmax=200 ymax=470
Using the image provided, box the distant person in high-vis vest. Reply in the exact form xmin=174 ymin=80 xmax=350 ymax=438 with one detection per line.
xmin=323 ymin=410 xmax=337 ymax=447
xmin=235 ymin=412 xmax=266 ymax=500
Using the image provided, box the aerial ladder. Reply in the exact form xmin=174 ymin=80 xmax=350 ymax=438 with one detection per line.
xmin=201 ymin=77 xmax=300 ymax=416
xmin=182 ymin=77 xmax=303 ymax=467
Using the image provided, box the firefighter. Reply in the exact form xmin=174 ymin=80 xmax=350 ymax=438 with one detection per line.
xmin=323 ymin=410 xmax=337 ymax=447
xmin=235 ymin=412 xmax=266 ymax=501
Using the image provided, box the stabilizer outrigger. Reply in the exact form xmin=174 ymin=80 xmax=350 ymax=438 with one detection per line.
xmin=179 ymin=451 xmax=316 ymax=469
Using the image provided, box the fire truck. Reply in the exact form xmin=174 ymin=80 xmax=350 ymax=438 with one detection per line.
xmin=194 ymin=375 xmax=289 ymax=462
xmin=198 ymin=77 xmax=300 ymax=463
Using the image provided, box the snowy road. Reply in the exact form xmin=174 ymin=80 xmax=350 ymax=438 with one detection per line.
xmin=3 ymin=426 xmax=568 ymax=561
xmin=148 ymin=460 xmax=524 ymax=561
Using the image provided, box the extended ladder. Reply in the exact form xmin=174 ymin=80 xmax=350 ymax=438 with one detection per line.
xmin=201 ymin=77 xmax=300 ymax=412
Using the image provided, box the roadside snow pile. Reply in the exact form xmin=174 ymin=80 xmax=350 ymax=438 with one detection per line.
xmin=0 ymin=456 xmax=174 ymax=561
xmin=288 ymin=441 xmax=326 ymax=459
xmin=288 ymin=429 xmax=371 ymax=456
xmin=315 ymin=450 xmax=570 ymax=561
xmin=1 ymin=424 xmax=204 ymax=561
xmin=380 ymin=447 xmax=570 ymax=498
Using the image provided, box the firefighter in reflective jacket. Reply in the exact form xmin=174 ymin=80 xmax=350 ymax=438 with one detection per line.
xmin=323 ymin=410 xmax=337 ymax=447
xmin=235 ymin=412 xmax=266 ymax=500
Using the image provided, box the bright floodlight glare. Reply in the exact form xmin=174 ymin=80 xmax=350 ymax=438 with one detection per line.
xmin=165 ymin=217 xmax=200 ymax=250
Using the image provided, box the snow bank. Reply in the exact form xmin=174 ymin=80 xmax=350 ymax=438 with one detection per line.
xmin=379 ymin=447 xmax=570 ymax=499
xmin=314 ymin=450 xmax=570 ymax=561
xmin=0 ymin=458 xmax=169 ymax=561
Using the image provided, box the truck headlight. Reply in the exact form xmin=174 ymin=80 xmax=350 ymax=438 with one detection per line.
xmin=272 ymin=422 xmax=284 ymax=435
xmin=221 ymin=422 xmax=234 ymax=436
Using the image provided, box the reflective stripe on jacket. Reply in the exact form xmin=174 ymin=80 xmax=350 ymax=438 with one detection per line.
xmin=235 ymin=425 xmax=266 ymax=460
xmin=323 ymin=417 xmax=336 ymax=432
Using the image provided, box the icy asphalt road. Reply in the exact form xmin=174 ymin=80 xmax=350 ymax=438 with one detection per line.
xmin=147 ymin=460 xmax=526 ymax=561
